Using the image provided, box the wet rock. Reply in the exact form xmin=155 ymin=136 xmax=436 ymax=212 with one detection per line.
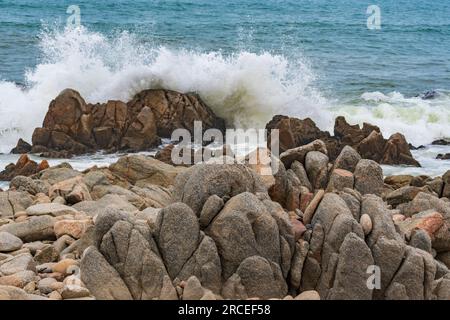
xmin=11 ymin=139 xmax=32 ymax=154
xmin=0 ymin=155 xmax=49 ymax=181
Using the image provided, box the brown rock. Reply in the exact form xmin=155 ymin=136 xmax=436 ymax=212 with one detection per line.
xmin=0 ymin=155 xmax=48 ymax=181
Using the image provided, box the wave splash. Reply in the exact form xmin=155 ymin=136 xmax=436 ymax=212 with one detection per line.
xmin=0 ymin=26 xmax=326 ymax=153
xmin=0 ymin=26 xmax=449 ymax=154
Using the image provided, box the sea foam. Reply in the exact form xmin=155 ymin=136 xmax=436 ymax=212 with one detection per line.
xmin=0 ymin=26 xmax=449 ymax=154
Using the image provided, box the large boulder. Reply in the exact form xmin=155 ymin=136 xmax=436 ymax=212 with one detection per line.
xmin=109 ymin=155 xmax=184 ymax=188
xmin=0 ymin=155 xmax=49 ymax=181
xmin=31 ymin=88 xmax=225 ymax=156
xmin=265 ymin=115 xmax=419 ymax=166
xmin=174 ymin=164 xmax=266 ymax=216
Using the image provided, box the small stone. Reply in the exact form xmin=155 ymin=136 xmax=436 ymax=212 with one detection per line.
xmin=182 ymin=276 xmax=204 ymax=300
xmin=0 ymin=270 xmax=37 ymax=288
xmin=48 ymin=290 xmax=63 ymax=300
xmin=0 ymin=232 xmax=23 ymax=252
xmin=303 ymin=190 xmax=324 ymax=225
xmin=393 ymin=214 xmax=406 ymax=223
xmin=38 ymin=277 xmax=57 ymax=294
xmin=360 ymin=214 xmax=373 ymax=236
xmin=23 ymin=281 xmax=36 ymax=294
xmin=61 ymin=284 xmax=90 ymax=299
xmin=34 ymin=246 xmax=59 ymax=264
xmin=294 ymin=290 xmax=321 ymax=300
xmin=52 ymin=259 xmax=78 ymax=274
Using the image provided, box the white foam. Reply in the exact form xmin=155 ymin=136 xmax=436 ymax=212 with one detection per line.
xmin=0 ymin=26 xmax=327 ymax=153
xmin=0 ymin=25 xmax=450 ymax=160
xmin=333 ymin=90 xmax=450 ymax=146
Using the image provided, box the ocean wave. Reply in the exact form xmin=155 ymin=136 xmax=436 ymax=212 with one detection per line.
xmin=0 ymin=25 xmax=327 ymax=153
xmin=332 ymin=90 xmax=450 ymax=146
xmin=0 ymin=25 xmax=449 ymax=154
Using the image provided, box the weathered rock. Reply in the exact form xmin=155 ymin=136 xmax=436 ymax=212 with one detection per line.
xmin=199 ymin=195 xmax=224 ymax=229
xmin=207 ymin=192 xmax=293 ymax=280
xmin=0 ymin=191 xmax=33 ymax=218
xmin=82 ymin=210 xmax=178 ymax=300
xmin=384 ymin=175 xmax=414 ymax=190
xmin=155 ymin=203 xmax=200 ymax=279
xmin=110 ymin=155 xmax=184 ymax=188
xmin=31 ymin=88 xmax=224 ymax=155
xmin=236 ymin=256 xmax=287 ymax=299
xmin=294 ymin=290 xmax=320 ymax=300
xmin=0 ymin=155 xmax=49 ymax=181
xmin=174 ymin=164 xmax=266 ymax=216
xmin=326 ymin=169 xmax=354 ymax=192
xmin=359 ymin=214 xmax=372 ymax=236
xmin=0 ymin=216 xmax=55 ymax=242
xmin=61 ymin=285 xmax=90 ymax=299
xmin=279 ymin=140 xmax=328 ymax=169
xmin=9 ymin=176 xmax=50 ymax=196
xmin=0 ymin=270 xmax=37 ymax=288
xmin=0 ymin=285 xmax=30 ymax=300
xmin=291 ymin=161 xmax=312 ymax=191
xmin=381 ymin=133 xmax=421 ymax=167
xmin=11 ymin=139 xmax=32 ymax=154
xmin=334 ymin=145 xmax=361 ymax=173
xmin=354 ymin=159 xmax=384 ymax=196
xmin=305 ymin=151 xmax=329 ymax=190
xmin=72 ymin=195 xmax=138 ymax=218
xmin=49 ymin=176 xmax=92 ymax=204
xmin=302 ymin=190 xmax=324 ymax=226
xmin=0 ymin=253 xmax=35 ymax=276
xmin=26 ymin=203 xmax=78 ymax=217
xmin=0 ymin=232 xmax=23 ymax=252
xmin=386 ymin=186 xmax=422 ymax=207
xmin=54 ymin=219 xmax=92 ymax=239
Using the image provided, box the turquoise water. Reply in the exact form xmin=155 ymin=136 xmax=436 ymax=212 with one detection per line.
xmin=2 ymin=0 xmax=450 ymax=97
xmin=0 ymin=0 xmax=449 ymax=151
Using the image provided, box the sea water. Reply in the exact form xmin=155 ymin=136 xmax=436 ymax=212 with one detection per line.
xmin=0 ymin=0 xmax=449 ymax=183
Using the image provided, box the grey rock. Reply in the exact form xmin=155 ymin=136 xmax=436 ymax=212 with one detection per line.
xmin=334 ymin=145 xmax=361 ymax=173
xmin=174 ymin=164 xmax=266 ymax=216
xmin=354 ymin=159 xmax=384 ymax=196
xmin=0 ymin=232 xmax=23 ymax=252
xmin=155 ymin=203 xmax=200 ymax=279
xmin=0 ymin=253 xmax=36 ymax=276
xmin=236 ymin=256 xmax=287 ymax=299
xmin=0 ymin=216 xmax=55 ymax=242
xmin=305 ymin=151 xmax=329 ymax=190
xmin=199 ymin=195 xmax=224 ymax=229
xmin=81 ymin=246 xmax=133 ymax=300
xmin=26 ymin=203 xmax=79 ymax=217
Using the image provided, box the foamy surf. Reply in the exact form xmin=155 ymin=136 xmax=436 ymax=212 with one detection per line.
xmin=0 ymin=25 xmax=450 ymax=178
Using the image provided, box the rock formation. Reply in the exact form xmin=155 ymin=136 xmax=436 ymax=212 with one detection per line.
xmin=30 ymin=89 xmax=225 ymax=158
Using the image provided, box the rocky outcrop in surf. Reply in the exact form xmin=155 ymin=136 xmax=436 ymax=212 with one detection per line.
xmin=266 ymin=115 xmax=420 ymax=167
xmin=0 ymin=141 xmax=449 ymax=300
xmin=29 ymin=88 xmax=225 ymax=158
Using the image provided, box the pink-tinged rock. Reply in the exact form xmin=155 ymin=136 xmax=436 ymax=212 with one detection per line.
xmin=299 ymin=192 xmax=314 ymax=212
xmin=397 ymin=211 xmax=444 ymax=240
xmin=54 ymin=219 xmax=92 ymax=239
xmin=290 ymin=218 xmax=307 ymax=241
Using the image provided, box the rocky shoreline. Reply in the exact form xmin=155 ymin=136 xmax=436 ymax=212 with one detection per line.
xmin=0 ymin=88 xmax=450 ymax=300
